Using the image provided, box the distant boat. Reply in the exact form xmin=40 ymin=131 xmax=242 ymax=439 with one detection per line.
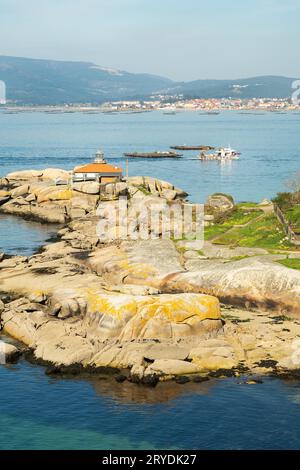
xmin=270 ymin=110 xmax=287 ymax=114
xmin=170 ymin=145 xmax=215 ymax=151
xmin=206 ymin=111 xmax=220 ymax=115
xmin=123 ymin=110 xmax=151 ymax=114
xmin=198 ymin=147 xmax=241 ymax=161
xmin=239 ymin=111 xmax=265 ymax=115
xmin=124 ymin=151 xmax=182 ymax=159
xmin=163 ymin=110 xmax=176 ymax=115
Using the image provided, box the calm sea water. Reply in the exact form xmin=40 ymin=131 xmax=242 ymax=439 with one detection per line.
xmin=0 ymin=110 xmax=300 ymax=450
xmin=0 ymin=110 xmax=300 ymax=202
xmin=0 ymin=358 xmax=300 ymax=450
xmin=0 ymin=213 xmax=60 ymax=256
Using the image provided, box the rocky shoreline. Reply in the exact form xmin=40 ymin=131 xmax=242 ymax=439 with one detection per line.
xmin=1 ymin=168 xmax=300 ymax=385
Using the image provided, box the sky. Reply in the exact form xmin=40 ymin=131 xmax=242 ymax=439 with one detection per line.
xmin=0 ymin=0 xmax=299 ymax=80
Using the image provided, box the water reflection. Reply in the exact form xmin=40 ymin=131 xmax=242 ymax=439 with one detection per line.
xmin=90 ymin=376 xmax=215 ymax=405
xmin=0 ymin=213 xmax=61 ymax=256
xmin=1 ymin=360 xmax=300 ymax=449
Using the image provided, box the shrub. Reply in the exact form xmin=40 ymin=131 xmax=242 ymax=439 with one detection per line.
xmin=272 ymin=192 xmax=293 ymax=210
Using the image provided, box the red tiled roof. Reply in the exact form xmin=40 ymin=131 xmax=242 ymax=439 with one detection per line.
xmin=74 ymin=163 xmax=122 ymax=174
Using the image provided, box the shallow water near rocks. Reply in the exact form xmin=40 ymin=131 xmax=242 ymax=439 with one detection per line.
xmin=0 ymin=213 xmax=60 ymax=256
xmin=0 ymin=358 xmax=300 ymax=450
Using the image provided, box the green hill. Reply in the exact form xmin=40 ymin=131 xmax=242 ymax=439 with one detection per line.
xmin=0 ymin=55 xmax=296 ymax=104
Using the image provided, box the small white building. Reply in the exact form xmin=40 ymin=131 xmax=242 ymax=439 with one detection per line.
xmin=73 ymin=150 xmax=123 ymax=183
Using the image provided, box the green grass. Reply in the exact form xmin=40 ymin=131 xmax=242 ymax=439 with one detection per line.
xmin=176 ymin=246 xmax=205 ymax=257
xmin=272 ymin=192 xmax=293 ymax=211
xmin=212 ymin=214 xmax=292 ymax=250
xmin=137 ymin=186 xmax=151 ymax=196
xmin=221 ymin=209 xmax=262 ymax=226
xmin=237 ymin=202 xmax=259 ymax=208
xmin=204 ymin=207 xmax=263 ymax=240
xmin=225 ymin=255 xmax=250 ymax=262
xmin=176 ymin=246 xmax=187 ymax=254
xmin=204 ymin=225 xmax=228 ymax=240
xmin=197 ymin=249 xmax=205 ymax=256
xmin=277 ymin=258 xmax=300 ymax=270
xmin=172 ymin=233 xmax=198 ymax=242
xmin=284 ymin=205 xmax=300 ymax=231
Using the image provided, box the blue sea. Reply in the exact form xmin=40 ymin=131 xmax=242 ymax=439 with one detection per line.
xmin=0 ymin=109 xmax=300 ymax=203
xmin=0 ymin=359 xmax=300 ymax=450
xmin=0 ymin=109 xmax=300 ymax=450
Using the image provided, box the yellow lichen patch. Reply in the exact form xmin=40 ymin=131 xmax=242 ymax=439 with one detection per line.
xmin=0 ymin=190 xmax=11 ymax=197
xmin=84 ymin=291 xmax=221 ymax=340
xmin=136 ymin=294 xmax=220 ymax=323
xmin=49 ymin=188 xmax=73 ymax=201
xmin=33 ymin=289 xmax=45 ymax=295
xmin=31 ymin=289 xmax=47 ymax=298
xmin=32 ymin=186 xmax=73 ymax=203
xmin=86 ymin=291 xmax=220 ymax=322
xmin=119 ymin=261 xmax=159 ymax=280
xmin=192 ymin=356 xmax=237 ymax=371
xmin=86 ymin=289 xmax=138 ymax=321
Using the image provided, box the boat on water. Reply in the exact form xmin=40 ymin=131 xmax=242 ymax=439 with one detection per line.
xmin=270 ymin=111 xmax=287 ymax=114
xmin=170 ymin=145 xmax=215 ymax=151
xmin=198 ymin=147 xmax=241 ymax=161
xmin=124 ymin=151 xmax=182 ymax=159
xmin=122 ymin=110 xmax=152 ymax=114
xmin=206 ymin=111 xmax=220 ymax=115
xmin=163 ymin=110 xmax=176 ymax=115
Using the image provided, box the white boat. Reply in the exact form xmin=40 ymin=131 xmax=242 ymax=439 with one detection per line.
xmin=216 ymin=147 xmax=240 ymax=160
xmin=198 ymin=147 xmax=240 ymax=161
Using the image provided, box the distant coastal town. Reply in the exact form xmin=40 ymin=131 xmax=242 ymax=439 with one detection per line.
xmin=1 ymin=97 xmax=299 ymax=113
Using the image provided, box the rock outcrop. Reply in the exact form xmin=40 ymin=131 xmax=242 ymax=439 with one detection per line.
xmin=1 ymin=168 xmax=300 ymax=382
xmin=86 ymin=240 xmax=300 ymax=315
xmin=0 ymin=171 xmax=189 ymax=225
xmin=0 ymin=289 xmax=222 ymax=374
xmin=0 ymin=341 xmax=21 ymax=363
xmin=206 ymin=193 xmax=235 ymax=214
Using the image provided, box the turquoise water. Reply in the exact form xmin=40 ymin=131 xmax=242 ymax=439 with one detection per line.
xmin=1 ymin=110 xmax=300 ymax=450
xmin=0 ymin=110 xmax=300 ymax=202
xmin=0 ymin=359 xmax=300 ymax=450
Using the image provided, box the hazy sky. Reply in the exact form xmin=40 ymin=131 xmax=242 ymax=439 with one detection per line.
xmin=0 ymin=0 xmax=299 ymax=80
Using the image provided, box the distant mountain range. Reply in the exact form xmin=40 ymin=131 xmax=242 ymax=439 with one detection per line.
xmin=171 ymin=76 xmax=297 ymax=100
xmin=0 ymin=56 xmax=297 ymax=104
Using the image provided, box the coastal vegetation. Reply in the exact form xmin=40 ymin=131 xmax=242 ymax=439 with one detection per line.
xmin=204 ymin=186 xmax=300 ymax=251
xmin=270 ymin=178 xmax=300 ymax=241
xmin=209 ymin=214 xmax=292 ymax=250
xmin=284 ymin=205 xmax=300 ymax=233
xmin=277 ymin=258 xmax=300 ymax=270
